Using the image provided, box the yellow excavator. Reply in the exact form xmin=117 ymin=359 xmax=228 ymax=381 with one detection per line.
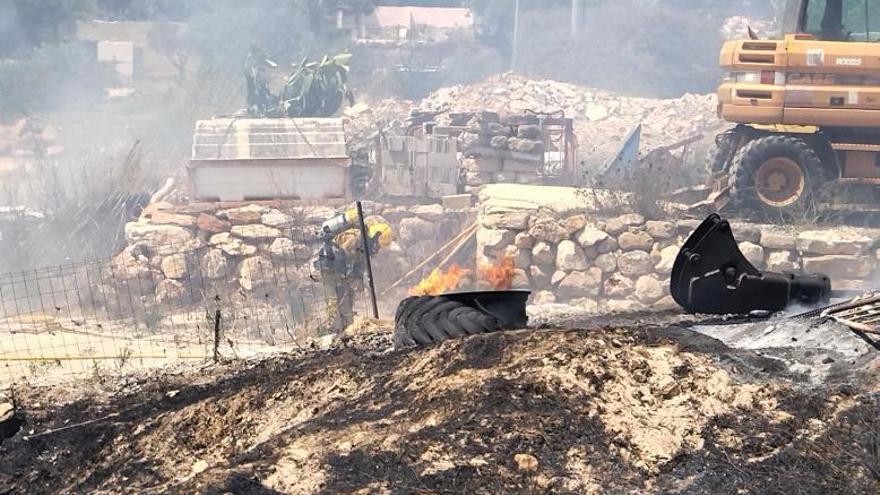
xmin=709 ymin=0 xmax=880 ymax=218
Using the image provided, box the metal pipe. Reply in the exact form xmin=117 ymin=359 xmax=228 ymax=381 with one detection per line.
xmin=356 ymin=201 xmax=380 ymax=319
xmin=512 ymin=0 xmax=521 ymax=71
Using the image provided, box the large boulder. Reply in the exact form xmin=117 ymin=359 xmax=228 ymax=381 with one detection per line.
xmin=561 ymin=215 xmax=588 ymax=235
xmin=155 ymin=279 xmax=187 ymax=304
xmin=797 ymin=230 xmax=875 ymax=256
xmin=605 ymin=214 xmax=645 ymax=236
xmin=261 ymin=209 xmax=295 ymax=229
xmin=532 ymin=242 xmax=555 ymax=266
xmin=231 ymin=224 xmax=282 ymax=241
xmin=512 ymin=269 xmax=530 ymax=289
xmin=604 ymin=274 xmax=635 ymax=298
xmin=766 ymin=250 xmax=800 ymax=272
xmin=738 ymin=242 xmax=765 ymax=268
xmin=761 ymin=231 xmax=797 ymax=250
xmin=267 ymin=238 xmax=312 ymax=261
xmin=528 ymin=215 xmax=570 ymax=244
xmin=594 ymin=253 xmax=618 ymax=274
xmin=530 ymin=290 xmax=557 ymax=305
xmin=577 ymin=226 xmax=610 ymax=249
xmin=654 ymin=245 xmax=679 ymax=275
xmin=210 ymin=233 xmax=257 ymax=257
xmin=145 ymin=211 xmax=196 ymax=228
xmin=729 ymin=222 xmax=761 ymax=244
xmin=219 ymin=204 xmax=266 ymax=224
xmin=479 ymin=229 xmax=516 ymax=254
xmin=411 ymin=204 xmax=446 ymax=223
xmin=399 ymin=217 xmax=435 ymax=245
xmin=558 ymin=268 xmax=603 ymax=297
xmin=597 ymin=237 xmax=619 ymax=254
xmin=200 ymin=249 xmax=228 ymax=280
xmin=125 ymin=222 xmax=194 ymax=251
xmin=160 ymin=253 xmax=189 ymax=280
xmin=239 ymin=256 xmax=274 ymax=291
xmin=514 ymin=232 xmax=534 ymax=249
xmin=605 ymin=299 xmax=647 ymax=314
xmin=556 ymin=240 xmax=588 ymax=271
xmin=618 ymin=231 xmax=654 ymax=252
xmin=802 ymin=255 xmax=873 ymax=279
xmin=111 ymin=244 xmax=155 ymax=282
xmin=505 ymin=245 xmax=531 ymax=269
xmin=618 ymin=251 xmax=654 ymax=277
xmin=635 ymin=276 xmax=665 ymax=304
xmin=196 ymin=213 xmax=230 ymax=234
xmin=645 ymin=221 xmax=675 ymax=240
xmin=481 ymin=209 xmax=532 ymax=230
xmin=529 ymin=265 xmax=552 ymax=287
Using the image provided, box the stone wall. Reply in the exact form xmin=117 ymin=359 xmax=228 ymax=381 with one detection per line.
xmin=478 ymin=184 xmax=880 ymax=312
xmin=117 ymin=198 xmax=476 ymax=304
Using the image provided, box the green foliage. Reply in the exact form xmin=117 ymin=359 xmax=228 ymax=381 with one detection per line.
xmin=282 ymin=53 xmax=354 ymax=117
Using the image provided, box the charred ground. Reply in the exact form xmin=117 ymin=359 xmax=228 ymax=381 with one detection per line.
xmin=1 ymin=317 xmax=879 ymax=494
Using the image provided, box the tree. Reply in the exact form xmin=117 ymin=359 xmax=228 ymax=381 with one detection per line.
xmin=0 ymin=0 xmax=95 ymax=57
xmin=147 ymin=22 xmax=190 ymax=81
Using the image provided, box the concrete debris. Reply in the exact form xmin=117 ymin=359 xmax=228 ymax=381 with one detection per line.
xmin=514 ymin=453 xmax=539 ymax=472
xmin=348 ymin=73 xmax=722 ymax=167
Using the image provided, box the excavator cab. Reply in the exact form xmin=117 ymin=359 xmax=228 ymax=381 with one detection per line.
xmin=711 ymin=0 xmax=880 ymax=219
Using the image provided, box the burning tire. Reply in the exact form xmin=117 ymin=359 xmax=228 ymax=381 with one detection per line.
xmin=393 ymin=295 xmax=505 ymax=348
xmin=729 ymin=135 xmax=825 ymax=218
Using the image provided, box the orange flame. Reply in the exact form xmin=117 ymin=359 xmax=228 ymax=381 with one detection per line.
xmin=479 ymin=255 xmax=516 ymax=290
xmin=411 ymin=264 xmax=471 ymax=296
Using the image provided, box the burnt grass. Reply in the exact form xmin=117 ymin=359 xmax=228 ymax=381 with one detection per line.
xmin=0 ymin=326 xmax=878 ymax=495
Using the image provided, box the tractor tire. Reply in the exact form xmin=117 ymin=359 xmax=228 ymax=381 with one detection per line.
xmin=393 ymin=296 xmax=503 ymax=348
xmin=729 ymin=135 xmax=825 ymax=219
xmin=707 ymin=131 xmax=737 ymax=175
xmin=708 ymin=125 xmax=754 ymax=175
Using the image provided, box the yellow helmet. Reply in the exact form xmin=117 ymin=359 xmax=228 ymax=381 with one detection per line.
xmin=367 ymin=222 xmax=393 ymax=248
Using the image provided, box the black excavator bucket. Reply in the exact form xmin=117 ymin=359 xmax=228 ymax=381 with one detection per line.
xmin=670 ymin=214 xmax=832 ymax=314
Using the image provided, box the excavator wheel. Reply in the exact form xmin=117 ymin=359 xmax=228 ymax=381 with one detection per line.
xmin=393 ymin=296 xmax=503 ymax=348
xmin=707 ymin=125 xmax=752 ymax=175
xmin=729 ymin=135 xmax=825 ymax=218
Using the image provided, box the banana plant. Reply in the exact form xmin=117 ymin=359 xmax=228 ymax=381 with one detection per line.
xmin=281 ymin=52 xmax=354 ymax=118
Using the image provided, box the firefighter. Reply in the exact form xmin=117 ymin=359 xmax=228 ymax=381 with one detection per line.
xmin=317 ymin=209 xmax=393 ymax=333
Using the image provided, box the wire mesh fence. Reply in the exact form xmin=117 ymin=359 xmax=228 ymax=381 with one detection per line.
xmin=0 ymin=219 xmax=374 ymax=385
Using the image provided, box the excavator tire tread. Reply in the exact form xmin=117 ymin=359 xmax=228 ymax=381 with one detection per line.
xmin=729 ymin=134 xmax=825 ymax=218
xmin=394 ymin=296 xmax=503 ymax=348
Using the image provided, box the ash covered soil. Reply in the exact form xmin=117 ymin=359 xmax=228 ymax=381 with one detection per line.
xmin=2 ymin=314 xmax=880 ymax=494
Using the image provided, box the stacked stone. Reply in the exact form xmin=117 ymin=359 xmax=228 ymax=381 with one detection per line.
xmin=115 ymin=200 xmax=474 ymax=305
xmin=460 ymin=112 xmax=546 ymax=190
xmin=119 ymin=204 xmax=313 ymax=304
xmin=477 ymin=186 xmax=880 ymax=312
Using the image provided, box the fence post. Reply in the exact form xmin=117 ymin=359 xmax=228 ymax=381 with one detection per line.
xmin=356 ymin=201 xmax=380 ymax=320
xmin=213 ymin=309 xmax=222 ymax=363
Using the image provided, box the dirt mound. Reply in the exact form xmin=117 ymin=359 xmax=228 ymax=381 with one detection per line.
xmin=1 ymin=326 xmax=878 ymax=494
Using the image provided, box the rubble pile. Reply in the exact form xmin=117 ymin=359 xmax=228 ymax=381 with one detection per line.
xmin=421 ymin=73 xmax=722 ymax=166
xmin=460 ymin=111 xmax=547 ymax=189
xmin=721 ymin=16 xmax=779 ymax=40
xmin=347 ymin=74 xmax=722 ymax=167
xmin=478 ymin=184 xmax=880 ymax=310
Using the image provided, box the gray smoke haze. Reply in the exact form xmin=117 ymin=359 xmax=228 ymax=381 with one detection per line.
xmin=0 ymin=0 xmax=785 ymax=270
